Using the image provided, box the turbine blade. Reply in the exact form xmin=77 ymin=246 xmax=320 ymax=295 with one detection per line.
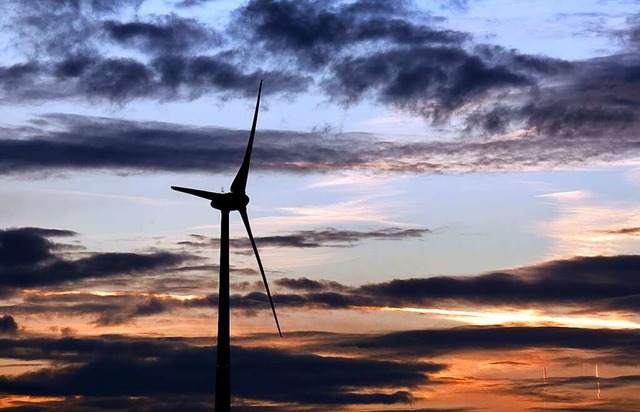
xmin=230 ymin=80 xmax=263 ymax=194
xmin=239 ymin=207 xmax=282 ymax=337
xmin=171 ymin=186 xmax=218 ymax=201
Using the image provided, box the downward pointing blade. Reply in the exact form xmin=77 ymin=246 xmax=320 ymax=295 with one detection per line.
xmin=230 ymin=80 xmax=263 ymax=194
xmin=239 ymin=207 xmax=282 ymax=337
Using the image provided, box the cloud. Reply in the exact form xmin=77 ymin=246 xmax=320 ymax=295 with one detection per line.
xmin=0 ymin=335 xmax=444 ymax=407
xmin=0 ymin=315 xmax=18 ymax=336
xmin=5 ymin=0 xmax=144 ymax=59
xmin=233 ymin=0 xmax=570 ymax=122
xmin=536 ymin=193 xmax=640 ymax=257
xmin=1 ymin=1 xmax=310 ymax=103
xmin=0 ymin=328 xmax=637 ymax=409
xmin=230 ymin=0 xmax=640 ymax=147
xmin=0 ymin=227 xmax=194 ymax=289
xmin=344 ymin=326 xmax=640 ymax=359
xmin=180 ymin=227 xmax=430 ymax=250
xmin=275 ymin=277 xmax=348 ymax=292
xmin=11 ymin=254 xmax=640 ymax=326
xmin=327 ymin=45 xmax=534 ymax=117
xmin=0 ymin=55 xmax=308 ymax=103
xmin=601 ymin=227 xmax=640 ymax=236
xmin=102 ymin=14 xmax=221 ymax=54
xmin=11 ymin=291 xmax=180 ymax=326
xmin=0 ymin=113 xmax=344 ymax=176
xmin=258 ymin=227 xmax=430 ymax=246
xmin=3 ymin=111 xmax=639 ymax=178
xmin=0 ymin=227 xmax=77 ymax=267
xmin=232 ymin=0 xmax=467 ymax=68
xmin=175 ymin=0 xmax=215 ymax=7
xmin=0 ymin=1 xmax=637 ymax=175
xmin=215 ymin=255 xmax=640 ymax=314
xmin=0 ymin=0 xmax=636 ymax=147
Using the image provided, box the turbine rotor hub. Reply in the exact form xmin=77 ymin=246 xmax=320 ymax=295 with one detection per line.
xmin=210 ymin=192 xmax=250 ymax=211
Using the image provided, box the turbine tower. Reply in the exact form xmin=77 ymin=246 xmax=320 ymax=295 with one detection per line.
xmin=171 ymin=80 xmax=281 ymax=412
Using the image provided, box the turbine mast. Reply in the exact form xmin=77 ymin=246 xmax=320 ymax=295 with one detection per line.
xmin=215 ymin=210 xmax=231 ymax=411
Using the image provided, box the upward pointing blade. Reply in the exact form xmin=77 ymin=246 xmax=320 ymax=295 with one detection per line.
xmin=239 ymin=207 xmax=282 ymax=337
xmin=230 ymin=80 xmax=263 ymax=194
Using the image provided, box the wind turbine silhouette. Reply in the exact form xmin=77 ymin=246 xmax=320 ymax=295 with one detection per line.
xmin=171 ymin=80 xmax=281 ymax=412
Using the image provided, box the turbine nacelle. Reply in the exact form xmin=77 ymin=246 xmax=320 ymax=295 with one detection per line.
xmin=210 ymin=192 xmax=250 ymax=211
xmin=170 ymin=186 xmax=250 ymax=211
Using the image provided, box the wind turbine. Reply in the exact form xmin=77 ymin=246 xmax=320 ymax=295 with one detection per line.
xmin=171 ymin=80 xmax=281 ymax=412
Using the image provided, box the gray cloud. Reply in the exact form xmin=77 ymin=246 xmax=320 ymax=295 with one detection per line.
xmin=600 ymin=227 xmax=640 ymax=236
xmin=2 ymin=112 xmax=639 ymax=177
xmin=0 ymin=327 xmax=638 ymax=410
xmin=0 ymin=55 xmax=308 ymax=103
xmin=344 ymin=326 xmax=640 ymax=359
xmin=0 ymin=335 xmax=444 ymax=407
xmin=275 ymin=277 xmax=348 ymax=292
xmin=0 ymin=227 xmax=194 ymax=289
xmin=232 ymin=0 xmax=467 ymax=68
xmin=0 ymin=315 xmax=18 ymax=336
xmin=180 ymin=227 xmax=430 ymax=250
xmin=210 ymin=255 xmax=640 ymax=314
xmin=11 ymin=254 xmax=640 ymax=325
xmin=0 ymin=0 xmax=637 ymax=173
xmin=103 ymin=14 xmax=221 ymax=54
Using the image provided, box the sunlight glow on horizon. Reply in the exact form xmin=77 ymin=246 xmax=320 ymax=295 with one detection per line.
xmin=381 ymin=307 xmax=640 ymax=330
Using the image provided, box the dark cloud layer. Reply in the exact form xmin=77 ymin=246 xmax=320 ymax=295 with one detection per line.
xmin=602 ymin=227 xmax=640 ymax=236
xmin=179 ymin=227 xmax=430 ymax=250
xmin=103 ymin=14 xmax=220 ymax=54
xmin=0 ymin=335 xmax=443 ymax=407
xmin=0 ymin=55 xmax=307 ymax=102
xmin=233 ymin=0 xmax=467 ymax=68
xmin=0 ymin=1 xmax=637 ymax=175
xmin=2 ymin=112 xmax=638 ymax=177
xmin=2 ymin=0 xmax=308 ymax=102
xmin=7 ymin=252 xmax=640 ymax=326
xmin=8 ymin=292 xmax=183 ymax=326
xmin=346 ymin=326 xmax=640 ymax=359
xmin=0 ymin=315 xmax=18 ymax=336
xmin=2 ymin=0 xmax=635 ymax=142
xmin=220 ymin=255 xmax=640 ymax=314
xmin=9 ymin=254 xmax=640 ymax=324
xmin=231 ymin=0 xmax=640 ymax=139
xmin=0 ymin=327 xmax=638 ymax=410
xmin=233 ymin=0 xmax=575 ymax=123
xmin=0 ymin=227 xmax=193 ymax=289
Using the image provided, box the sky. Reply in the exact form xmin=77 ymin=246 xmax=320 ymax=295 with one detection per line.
xmin=0 ymin=0 xmax=640 ymax=410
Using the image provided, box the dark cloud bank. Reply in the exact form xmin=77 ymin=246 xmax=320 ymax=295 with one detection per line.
xmin=2 ymin=226 xmax=640 ymax=409
xmin=0 ymin=227 xmax=194 ymax=290
xmin=0 ymin=334 xmax=443 ymax=410
xmin=0 ymin=326 xmax=638 ymax=410
xmin=1 ymin=112 xmax=638 ymax=177
xmin=220 ymin=254 xmax=640 ymax=315
xmin=179 ymin=227 xmax=430 ymax=250
xmin=4 ymin=226 xmax=640 ymax=326
xmin=0 ymin=0 xmax=638 ymax=176
xmin=4 ymin=225 xmax=640 ymax=325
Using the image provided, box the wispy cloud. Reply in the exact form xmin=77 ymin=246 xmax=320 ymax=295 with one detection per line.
xmin=34 ymin=189 xmax=178 ymax=206
xmin=536 ymin=191 xmax=640 ymax=257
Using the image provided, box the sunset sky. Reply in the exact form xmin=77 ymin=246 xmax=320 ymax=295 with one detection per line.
xmin=1 ymin=0 xmax=640 ymax=410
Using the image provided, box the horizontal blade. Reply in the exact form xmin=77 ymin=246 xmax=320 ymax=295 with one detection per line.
xmin=240 ymin=207 xmax=282 ymax=337
xmin=171 ymin=186 xmax=218 ymax=201
xmin=230 ymin=80 xmax=262 ymax=194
